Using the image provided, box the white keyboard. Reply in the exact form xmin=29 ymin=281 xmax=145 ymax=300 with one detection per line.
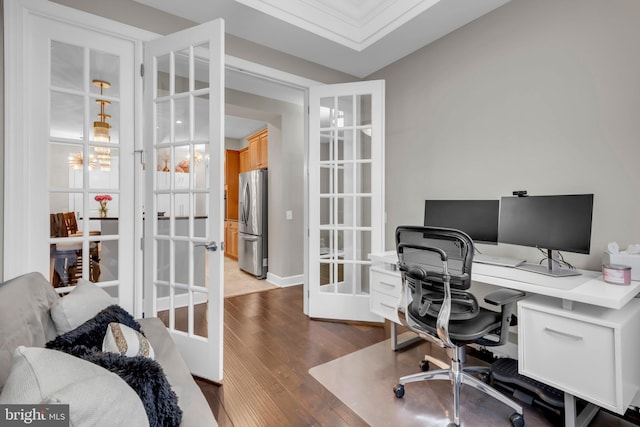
xmin=473 ymin=254 xmax=526 ymax=268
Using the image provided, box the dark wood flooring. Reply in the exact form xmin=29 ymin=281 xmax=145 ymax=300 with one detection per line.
xmin=195 ymin=285 xmax=385 ymax=426
xmin=194 ymin=285 xmax=640 ymax=427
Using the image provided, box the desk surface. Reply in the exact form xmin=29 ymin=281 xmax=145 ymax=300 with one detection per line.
xmin=370 ymin=251 xmax=640 ymax=310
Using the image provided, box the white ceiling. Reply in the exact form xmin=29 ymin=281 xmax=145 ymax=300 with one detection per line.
xmin=137 ymin=0 xmax=512 ymax=139
xmin=134 ymin=0 xmax=512 ymax=78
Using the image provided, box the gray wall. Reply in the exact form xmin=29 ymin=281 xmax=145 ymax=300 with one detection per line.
xmin=369 ymin=0 xmax=640 ymax=271
xmin=224 ymin=137 xmax=243 ymax=151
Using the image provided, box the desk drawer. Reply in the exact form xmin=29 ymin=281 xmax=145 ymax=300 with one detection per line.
xmin=371 ymin=291 xmax=400 ymax=323
xmin=370 ymin=267 xmax=402 ymax=297
xmin=519 ymin=303 xmax=616 ymax=409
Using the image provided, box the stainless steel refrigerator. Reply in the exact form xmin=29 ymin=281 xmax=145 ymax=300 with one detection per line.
xmin=238 ymin=169 xmax=268 ymax=279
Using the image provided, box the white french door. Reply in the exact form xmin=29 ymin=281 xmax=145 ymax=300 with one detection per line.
xmin=5 ymin=2 xmax=137 ymax=312
xmin=308 ymin=81 xmax=385 ymax=322
xmin=143 ymin=20 xmax=225 ymax=382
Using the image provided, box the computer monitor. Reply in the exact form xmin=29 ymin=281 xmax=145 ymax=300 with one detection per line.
xmin=424 ymin=200 xmax=499 ymax=245
xmin=498 ymin=194 xmax=594 ymax=277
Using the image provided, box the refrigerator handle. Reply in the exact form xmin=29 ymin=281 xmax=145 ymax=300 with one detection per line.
xmin=240 ymin=181 xmax=246 ymax=224
xmin=241 ymin=181 xmax=251 ymax=225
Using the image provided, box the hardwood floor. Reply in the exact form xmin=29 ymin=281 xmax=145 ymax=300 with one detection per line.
xmin=194 ymin=285 xmax=640 ymax=427
xmin=195 ymin=285 xmax=386 ymax=426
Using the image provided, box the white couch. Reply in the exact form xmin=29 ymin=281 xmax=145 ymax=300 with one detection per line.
xmin=0 ymin=272 xmax=217 ymax=427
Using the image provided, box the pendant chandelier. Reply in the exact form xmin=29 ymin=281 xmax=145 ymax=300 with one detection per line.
xmin=67 ymin=79 xmax=113 ymax=171
xmin=93 ymin=79 xmax=111 ymax=171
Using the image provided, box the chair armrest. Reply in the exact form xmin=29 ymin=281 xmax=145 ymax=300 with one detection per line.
xmin=484 ymin=289 xmax=525 ymax=306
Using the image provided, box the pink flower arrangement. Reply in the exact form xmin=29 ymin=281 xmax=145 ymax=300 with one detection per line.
xmin=95 ymin=195 xmax=112 ymax=217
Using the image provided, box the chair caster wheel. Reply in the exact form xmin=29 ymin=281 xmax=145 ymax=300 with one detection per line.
xmin=393 ymin=384 xmax=405 ymax=398
xmin=509 ymin=412 xmax=524 ymax=427
xmin=479 ymin=372 xmax=491 ymax=384
xmin=419 ymin=360 xmax=429 ymax=371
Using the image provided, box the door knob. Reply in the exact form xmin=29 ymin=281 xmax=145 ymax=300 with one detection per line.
xmin=196 ymin=241 xmax=218 ymax=252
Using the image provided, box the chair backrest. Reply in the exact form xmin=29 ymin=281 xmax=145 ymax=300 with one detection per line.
xmin=50 ymin=213 xmax=69 ymax=238
xmin=64 ymin=212 xmax=78 ymax=234
xmin=396 ymin=226 xmax=477 ymax=321
xmin=50 ymin=213 xmax=57 ymax=238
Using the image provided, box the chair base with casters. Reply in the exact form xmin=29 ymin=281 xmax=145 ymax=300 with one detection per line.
xmin=393 ymin=225 xmax=526 ymax=427
xmin=394 ymin=345 xmax=525 ymax=427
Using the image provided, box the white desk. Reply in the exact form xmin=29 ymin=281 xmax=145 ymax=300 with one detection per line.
xmin=369 ymin=251 xmax=640 ymax=427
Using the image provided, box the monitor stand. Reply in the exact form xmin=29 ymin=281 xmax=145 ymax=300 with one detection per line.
xmin=516 ymin=249 xmax=581 ymax=277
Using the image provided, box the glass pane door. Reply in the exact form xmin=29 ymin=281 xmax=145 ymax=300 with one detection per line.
xmin=144 ymin=19 xmax=224 ymax=382
xmin=43 ymin=23 xmax=135 ymax=312
xmin=319 ymin=94 xmax=372 ymax=292
xmin=49 ymin=42 xmax=120 ymax=291
xmin=309 ymin=81 xmax=385 ymax=321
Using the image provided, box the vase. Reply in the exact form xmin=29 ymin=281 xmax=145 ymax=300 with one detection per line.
xmin=99 ymin=201 xmax=109 ymax=218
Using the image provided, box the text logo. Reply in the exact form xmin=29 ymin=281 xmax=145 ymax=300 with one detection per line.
xmin=0 ymin=405 xmax=68 ymax=426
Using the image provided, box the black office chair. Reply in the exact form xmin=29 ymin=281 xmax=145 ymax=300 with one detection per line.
xmin=393 ymin=225 xmax=525 ymax=427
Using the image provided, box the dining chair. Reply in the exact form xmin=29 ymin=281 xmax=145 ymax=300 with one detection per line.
xmin=50 ymin=213 xmax=82 ymax=287
xmin=50 ymin=212 xmax=103 ymax=285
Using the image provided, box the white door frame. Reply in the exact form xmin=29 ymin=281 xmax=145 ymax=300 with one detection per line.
xmin=224 ymin=56 xmax=320 ymax=314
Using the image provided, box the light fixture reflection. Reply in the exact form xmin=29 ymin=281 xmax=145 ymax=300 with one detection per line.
xmin=188 ymin=150 xmax=203 ymax=166
xmin=68 ymin=152 xmax=97 ymax=170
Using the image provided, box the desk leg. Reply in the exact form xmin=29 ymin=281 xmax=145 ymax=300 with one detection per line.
xmin=564 ymin=393 xmax=599 ymax=427
xmin=390 ymin=322 xmax=421 ymax=351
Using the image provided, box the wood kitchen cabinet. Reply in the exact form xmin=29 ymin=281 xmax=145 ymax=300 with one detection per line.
xmin=224 ymin=150 xmax=240 ymax=220
xmin=247 ymin=128 xmax=268 ymax=170
xmin=238 ymin=128 xmax=267 ymax=174
xmin=224 ymin=220 xmax=238 ymax=259
xmin=239 ymin=147 xmax=249 ymax=173
xmin=249 ymin=136 xmax=259 ymax=170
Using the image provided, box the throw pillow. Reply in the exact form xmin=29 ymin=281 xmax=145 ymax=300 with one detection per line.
xmin=0 ymin=346 xmax=149 ymax=427
xmin=76 ymin=350 xmax=182 ymax=427
xmin=50 ymin=279 xmax=115 ymax=334
xmin=47 ymin=311 xmax=182 ymax=427
xmin=103 ymin=322 xmax=155 ymax=359
xmin=47 ymin=305 xmax=142 ymax=353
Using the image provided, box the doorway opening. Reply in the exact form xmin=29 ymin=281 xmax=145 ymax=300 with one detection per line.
xmin=223 ymin=66 xmax=306 ymax=298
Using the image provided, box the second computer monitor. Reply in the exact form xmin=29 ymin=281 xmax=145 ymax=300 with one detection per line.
xmin=498 ymin=194 xmax=594 ymax=255
xmin=424 ymin=199 xmax=499 ymax=244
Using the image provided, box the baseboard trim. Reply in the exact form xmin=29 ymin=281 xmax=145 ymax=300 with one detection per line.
xmin=266 ymin=272 xmax=303 ymax=288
